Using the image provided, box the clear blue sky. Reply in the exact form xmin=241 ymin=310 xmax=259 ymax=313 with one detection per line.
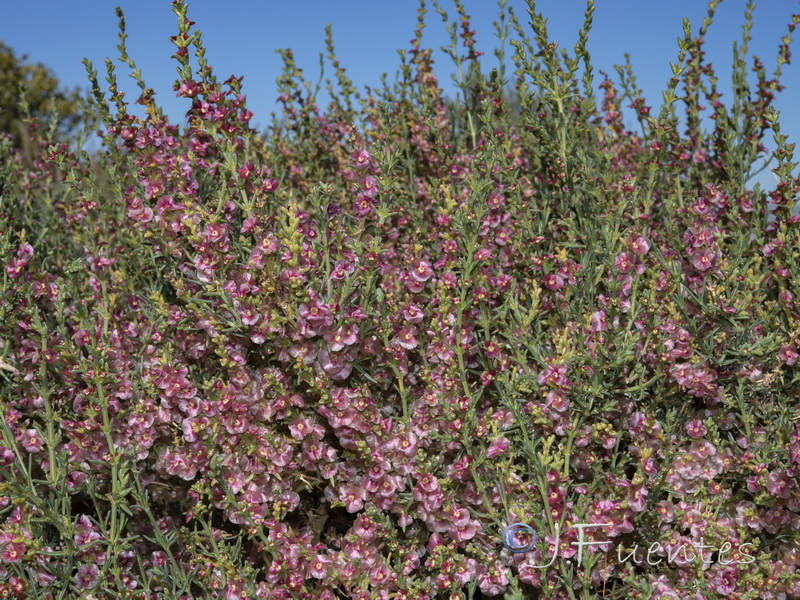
xmin=2 ymin=1 xmax=799 ymax=188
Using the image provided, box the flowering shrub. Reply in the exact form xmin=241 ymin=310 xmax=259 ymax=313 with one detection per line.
xmin=1 ymin=1 xmax=800 ymax=598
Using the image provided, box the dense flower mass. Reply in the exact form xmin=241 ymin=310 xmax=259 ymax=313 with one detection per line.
xmin=1 ymin=1 xmax=800 ymax=599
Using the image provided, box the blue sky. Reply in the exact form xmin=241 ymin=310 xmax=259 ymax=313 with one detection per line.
xmin=2 ymin=1 xmax=798 ymax=188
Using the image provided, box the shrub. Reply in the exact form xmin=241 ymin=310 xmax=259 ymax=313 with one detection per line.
xmin=1 ymin=1 xmax=799 ymax=598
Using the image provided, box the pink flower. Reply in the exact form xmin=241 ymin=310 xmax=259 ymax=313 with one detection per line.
xmin=237 ymin=303 xmax=259 ymax=326
xmin=354 ymin=193 xmax=373 ymax=217
xmin=449 ymin=164 xmax=465 ymax=179
xmin=7 ymin=577 xmax=24 ymax=596
xmin=486 ymin=437 xmax=510 ymax=458
xmin=376 ymin=477 xmax=398 ymax=498
xmin=397 ymin=432 xmax=419 ymax=456
xmin=340 ymin=483 xmax=366 ymax=513
xmin=688 ymin=226 xmax=714 ymax=247
xmin=353 ymin=149 xmax=371 ymax=169
xmin=360 ymin=175 xmax=379 ymax=198
xmin=127 ymin=197 xmax=154 ymax=226
xmin=403 ymin=304 xmax=424 ymax=323
xmin=1 ymin=541 xmax=26 ymax=563
xmin=396 ymin=326 xmax=418 ymax=350
xmin=270 ymin=437 xmax=294 ymax=467
xmin=440 ymin=271 xmax=457 ymax=288
xmin=308 ymin=554 xmax=332 ymax=579
xmin=330 ymin=260 xmax=355 ymax=281
xmin=765 ymin=470 xmax=792 ymax=498
xmin=778 ymin=343 xmax=799 ymax=365
xmin=159 ymin=448 xmax=197 ymax=481
xmin=74 ymin=329 xmax=92 ymax=346
xmin=671 ymin=363 xmax=693 ymax=386
xmin=16 ymin=243 xmax=34 ymax=261
xmin=630 ymin=236 xmax=650 ymax=255
xmin=21 ymin=429 xmax=44 ymax=453
xmin=713 ymin=566 xmax=738 ymax=595
xmin=288 ymin=417 xmax=314 ymax=441
xmin=474 ymin=247 xmax=493 ymax=261
xmin=452 ymin=522 xmax=477 ymax=542
xmin=692 ymin=248 xmax=715 ymax=271
xmin=203 ymin=223 xmax=228 ymax=246
xmin=447 ymin=557 xmax=475 ymax=586
xmin=415 ymin=472 xmax=441 ymax=494
xmin=410 ymin=259 xmax=434 ymax=282
xmin=176 ymin=78 xmax=198 ymax=97
xmin=543 ymin=272 xmax=564 ymax=290
xmin=5 ymin=243 xmax=34 ymax=278
xmin=298 ymin=299 xmax=333 ymax=331
xmin=685 ymin=419 xmax=707 ymax=439
xmin=241 ymin=216 xmax=259 ymax=233
xmin=317 ymin=349 xmax=353 ymax=380
xmin=692 ymin=147 xmax=707 ymax=163
xmin=615 ymin=251 xmax=634 ymax=273
xmin=495 ymin=226 xmax=512 ymax=246
xmin=545 ymin=390 xmax=570 ymax=412
xmin=589 ymin=310 xmax=607 ymax=333
xmin=478 ymin=563 xmax=509 ymax=596
xmin=238 ymin=162 xmax=254 ymax=179
xmin=691 ymin=197 xmax=711 ymax=215
xmin=325 ymin=325 xmax=358 ymax=352
xmin=538 ymin=363 xmax=569 ymax=387
xmin=656 ymin=500 xmax=675 ymax=523
xmin=74 ymin=564 xmax=100 ymax=589
xmin=144 ymin=180 xmax=164 ymax=199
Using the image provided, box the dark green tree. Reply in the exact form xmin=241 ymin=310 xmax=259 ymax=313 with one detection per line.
xmin=0 ymin=41 xmax=81 ymax=146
